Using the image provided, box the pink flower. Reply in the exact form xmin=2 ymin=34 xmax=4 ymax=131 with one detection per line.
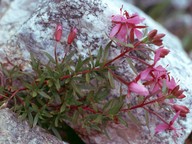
xmin=139 ymin=65 xmax=167 ymax=94
xmin=67 ymin=28 xmax=77 ymax=45
xmin=154 ymin=47 xmax=170 ymax=65
xmin=155 ymin=111 xmax=180 ymax=134
xmin=128 ymin=82 xmax=149 ymax=96
xmin=54 ymin=23 xmax=62 ymax=42
xmin=167 ymin=79 xmax=186 ymax=99
xmin=110 ymin=8 xmax=145 ymax=44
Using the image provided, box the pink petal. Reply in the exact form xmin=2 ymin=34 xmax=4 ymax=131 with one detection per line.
xmin=155 ymin=123 xmax=169 ymax=133
xmin=129 ymin=82 xmax=149 ymax=96
xmin=112 ymin=15 xmax=126 ymax=23
xmin=134 ymin=29 xmax=143 ymax=39
xmin=166 ymin=77 xmax=177 ymax=90
xmin=151 ymin=82 xmax=162 ymax=94
xmin=110 ymin=24 xmax=121 ymax=37
xmin=140 ymin=68 xmax=152 ymax=80
xmin=154 ymin=47 xmax=162 ymax=64
xmin=116 ymin=24 xmax=128 ymax=43
xmin=170 ymin=111 xmax=180 ymax=125
xmin=126 ymin=15 xmax=144 ymax=24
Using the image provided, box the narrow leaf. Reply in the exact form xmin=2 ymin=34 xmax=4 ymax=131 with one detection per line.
xmin=126 ymin=58 xmax=138 ymax=75
xmin=127 ymin=111 xmax=141 ymax=126
xmin=38 ymin=91 xmax=51 ymax=99
xmin=108 ymin=71 xmax=115 ymax=89
xmin=33 ymin=113 xmax=39 ymax=127
xmin=51 ymin=127 xmax=62 ymax=140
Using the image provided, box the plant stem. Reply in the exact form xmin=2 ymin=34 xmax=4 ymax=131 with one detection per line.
xmin=104 ymin=49 xmax=131 ymax=67
xmin=143 ymin=107 xmax=169 ymax=125
xmin=60 ymin=67 xmax=101 ymax=81
xmin=54 ymin=42 xmax=58 ymax=64
xmin=128 ymin=55 xmax=151 ymax=66
xmin=6 ymin=87 xmax=27 ymax=104
xmin=121 ymin=95 xmax=165 ymax=112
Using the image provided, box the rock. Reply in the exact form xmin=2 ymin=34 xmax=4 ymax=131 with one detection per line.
xmin=0 ymin=0 xmax=41 ymax=66
xmin=0 ymin=0 xmax=192 ymax=144
xmin=0 ymin=108 xmax=67 ymax=144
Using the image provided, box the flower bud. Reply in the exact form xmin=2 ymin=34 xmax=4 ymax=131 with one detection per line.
xmin=67 ymin=28 xmax=77 ymax=45
xmin=153 ymin=33 xmax=165 ymax=41
xmin=148 ymin=29 xmax=157 ymax=40
xmin=152 ymin=39 xmax=163 ymax=46
xmin=54 ymin=23 xmax=62 ymax=42
xmin=177 ymin=94 xmax=186 ymax=99
xmin=159 ymin=48 xmax=170 ymax=58
xmin=173 ymin=104 xmax=190 ymax=117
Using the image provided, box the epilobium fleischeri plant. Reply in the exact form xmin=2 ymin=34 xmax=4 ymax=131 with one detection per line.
xmin=0 ymin=5 xmax=189 ymax=143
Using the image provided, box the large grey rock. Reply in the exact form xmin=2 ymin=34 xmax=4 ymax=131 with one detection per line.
xmin=0 ymin=0 xmax=192 ymax=144
xmin=0 ymin=0 xmax=41 ymax=66
xmin=0 ymin=108 xmax=66 ymax=144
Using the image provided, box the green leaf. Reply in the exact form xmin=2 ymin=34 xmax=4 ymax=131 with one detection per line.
xmin=55 ymin=115 xmax=59 ymax=127
xmin=28 ymin=112 xmax=33 ymax=126
xmin=95 ymin=46 xmax=103 ymax=66
xmin=137 ymin=96 xmax=144 ymax=104
xmin=95 ymin=87 xmax=109 ymax=101
xmin=103 ymin=97 xmax=124 ymax=115
xmin=70 ymin=81 xmax=83 ymax=97
xmin=92 ymin=115 xmax=102 ymax=124
xmin=44 ymin=51 xmax=55 ymax=63
xmin=75 ymin=57 xmax=83 ymax=72
xmin=108 ymin=99 xmax=123 ymax=115
xmin=18 ymin=112 xmax=27 ymax=121
xmin=30 ymin=54 xmax=40 ymax=71
xmin=85 ymin=73 xmax=90 ymax=84
xmin=127 ymin=111 xmax=141 ymax=126
xmin=42 ymin=110 xmax=53 ymax=118
xmin=107 ymin=71 xmax=115 ymax=89
xmin=102 ymin=41 xmax=112 ymax=64
xmin=162 ymin=79 xmax=167 ymax=94
xmin=38 ymin=91 xmax=51 ymax=99
xmin=118 ymin=116 xmax=128 ymax=127
xmin=31 ymin=103 xmax=39 ymax=112
xmin=60 ymin=103 xmax=66 ymax=113
xmin=72 ymin=111 xmax=79 ymax=124
xmin=126 ymin=58 xmax=138 ymax=75
xmin=32 ymin=91 xmax=37 ymax=97
xmin=51 ymin=127 xmax=62 ymax=140
xmin=111 ymin=37 xmax=133 ymax=48
xmin=53 ymin=92 xmax=62 ymax=104
xmin=33 ymin=113 xmax=39 ymax=127
xmin=47 ymin=80 xmax=53 ymax=87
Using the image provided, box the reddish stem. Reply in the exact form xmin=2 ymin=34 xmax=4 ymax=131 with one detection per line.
xmin=108 ymin=69 xmax=129 ymax=85
xmin=122 ymin=95 xmax=165 ymax=112
xmin=104 ymin=48 xmax=131 ymax=67
xmin=60 ymin=67 xmax=101 ymax=81
xmin=127 ymin=55 xmax=151 ymax=66
xmin=143 ymin=107 xmax=169 ymax=125
xmin=7 ymin=87 xmax=27 ymax=103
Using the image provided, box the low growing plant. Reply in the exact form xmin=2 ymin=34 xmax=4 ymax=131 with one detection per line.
xmin=0 ymin=6 xmax=189 ymax=143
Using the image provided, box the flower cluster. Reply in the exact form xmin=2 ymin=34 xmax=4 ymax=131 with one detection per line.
xmin=110 ymin=6 xmax=189 ymax=136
